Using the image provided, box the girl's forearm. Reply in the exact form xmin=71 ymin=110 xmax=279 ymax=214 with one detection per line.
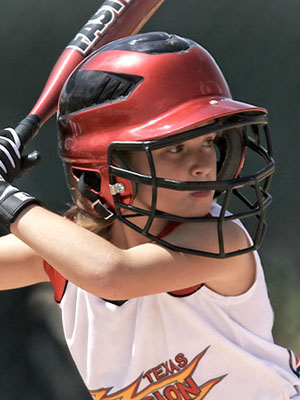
xmin=10 ymin=205 xmax=123 ymax=297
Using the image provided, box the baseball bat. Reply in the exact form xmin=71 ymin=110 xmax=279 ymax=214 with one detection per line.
xmin=14 ymin=0 xmax=164 ymax=148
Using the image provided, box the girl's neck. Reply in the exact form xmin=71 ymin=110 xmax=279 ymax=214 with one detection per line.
xmin=110 ymin=217 xmax=168 ymax=249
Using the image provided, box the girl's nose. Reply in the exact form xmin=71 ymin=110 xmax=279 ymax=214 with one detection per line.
xmin=189 ymin=152 xmax=214 ymax=178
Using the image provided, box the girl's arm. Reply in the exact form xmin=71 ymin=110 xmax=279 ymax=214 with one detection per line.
xmin=0 ymin=233 xmax=49 ymax=290
xmin=11 ymin=205 xmax=255 ymax=299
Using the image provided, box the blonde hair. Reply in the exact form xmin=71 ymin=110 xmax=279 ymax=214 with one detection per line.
xmin=65 ymin=206 xmax=114 ymax=241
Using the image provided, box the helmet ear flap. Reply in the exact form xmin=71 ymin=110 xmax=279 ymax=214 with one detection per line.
xmin=216 ymin=128 xmax=245 ymax=181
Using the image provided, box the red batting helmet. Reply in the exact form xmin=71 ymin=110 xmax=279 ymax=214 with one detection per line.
xmin=57 ymin=32 xmax=274 ymax=257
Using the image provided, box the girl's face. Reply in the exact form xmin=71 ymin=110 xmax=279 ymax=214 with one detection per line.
xmin=128 ymin=133 xmax=217 ymax=218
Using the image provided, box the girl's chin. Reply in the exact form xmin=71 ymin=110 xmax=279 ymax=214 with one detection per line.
xmin=129 ymin=193 xmax=214 ymax=219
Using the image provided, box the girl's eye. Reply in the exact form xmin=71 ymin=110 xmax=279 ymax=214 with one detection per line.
xmin=167 ymin=144 xmax=184 ymax=154
xmin=202 ymin=137 xmax=215 ymax=147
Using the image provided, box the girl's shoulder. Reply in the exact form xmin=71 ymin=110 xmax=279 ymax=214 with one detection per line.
xmin=162 ymin=205 xmax=257 ymax=297
xmin=164 ymin=203 xmax=251 ymax=257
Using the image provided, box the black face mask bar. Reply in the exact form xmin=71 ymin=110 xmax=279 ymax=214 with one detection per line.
xmin=108 ymin=113 xmax=275 ymax=258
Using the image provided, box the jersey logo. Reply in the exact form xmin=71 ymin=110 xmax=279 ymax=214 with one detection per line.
xmin=90 ymin=347 xmax=226 ymax=400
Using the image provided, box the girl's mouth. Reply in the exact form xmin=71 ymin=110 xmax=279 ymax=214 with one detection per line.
xmin=190 ymin=190 xmax=213 ymax=198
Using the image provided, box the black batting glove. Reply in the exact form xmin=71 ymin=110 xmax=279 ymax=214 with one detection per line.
xmin=0 ymin=176 xmax=42 ymax=230
xmin=0 ymin=128 xmax=40 ymax=183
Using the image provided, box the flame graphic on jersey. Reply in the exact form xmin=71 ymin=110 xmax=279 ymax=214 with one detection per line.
xmin=91 ymin=348 xmax=226 ymax=400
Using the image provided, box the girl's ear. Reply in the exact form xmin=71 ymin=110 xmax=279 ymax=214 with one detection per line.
xmin=215 ymin=128 xmax=244 ymax=181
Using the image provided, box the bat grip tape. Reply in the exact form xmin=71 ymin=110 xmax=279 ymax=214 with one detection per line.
xmin=15 ymin=115 xmax=41 ymax=149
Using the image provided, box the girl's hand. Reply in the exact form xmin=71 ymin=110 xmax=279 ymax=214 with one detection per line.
xmin=0 ymin=128 xmax=40 ymax=183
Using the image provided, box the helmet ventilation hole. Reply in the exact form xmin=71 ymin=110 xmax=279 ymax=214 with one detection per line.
xmin=72 ymin=168 xmax=101 ymax=193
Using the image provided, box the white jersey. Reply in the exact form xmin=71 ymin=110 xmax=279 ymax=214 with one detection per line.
xmin=44 ymin=205 xmax=300 ymax=399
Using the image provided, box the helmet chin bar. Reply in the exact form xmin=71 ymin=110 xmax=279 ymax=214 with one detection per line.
xmin=107 ymin=113 xmax=275 ymax=258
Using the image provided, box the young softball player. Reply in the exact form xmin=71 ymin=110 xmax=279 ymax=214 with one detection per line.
xmin=0 ymin=32 xmax=299 ymax=399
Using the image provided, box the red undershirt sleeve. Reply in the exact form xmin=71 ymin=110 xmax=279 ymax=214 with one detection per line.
xmin=43 ymin=260 xmax=68 ymax=303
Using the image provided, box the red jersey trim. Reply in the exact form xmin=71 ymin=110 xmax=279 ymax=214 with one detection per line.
xmin=168 ymin=284 xmax=203 ymax=297
xmin=157 ymin=221 xmax=182 ymax=238
xmin=44 ymin=260 xmax=68 ymax=303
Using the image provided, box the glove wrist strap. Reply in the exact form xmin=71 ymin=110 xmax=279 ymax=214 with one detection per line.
xmin=0 ymin=190 xmax=42 ymax=230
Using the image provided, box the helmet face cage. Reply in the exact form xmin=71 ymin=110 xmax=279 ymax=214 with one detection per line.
xmin=108 ymin=113 xmax=274 ymax=258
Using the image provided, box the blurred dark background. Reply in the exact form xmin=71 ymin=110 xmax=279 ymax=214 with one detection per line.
xmin=0 ymin=0 xmax=299 ymax=398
